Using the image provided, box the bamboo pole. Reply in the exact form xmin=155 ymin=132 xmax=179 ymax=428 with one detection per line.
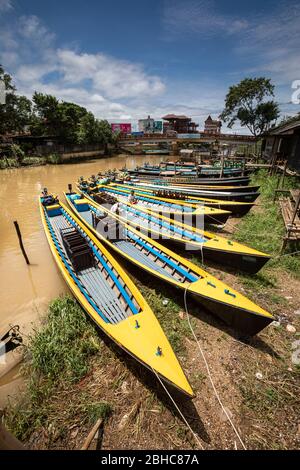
xmin=13 ymin=221 xmax=30 ymax=265
xmin=81 ymin=419 xmax=103 ymax=450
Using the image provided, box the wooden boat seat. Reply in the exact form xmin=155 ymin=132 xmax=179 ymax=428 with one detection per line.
xmin=154 ymin=190 xmax=186 ymax=200
xmin=60 ymin=227 xmax=95 ymax=272
xmin=46 ymin=204 xmax=61 ymax=210
xmin=94 ymin=193 xmax=118 ymax=206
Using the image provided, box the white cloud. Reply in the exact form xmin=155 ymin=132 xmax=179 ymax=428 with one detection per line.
xmin=0 ymin=0 xmax=12 ymax=12
xmin=236 ymin=3 xmax=300 ymax=84
xmin=163 ymin=0 xmax=300 ymax=87
xmin=163 ymin=0 xmax=249 ymax=38
xmin=2 ymin=4 xmax=296 ymax=131
xmin=18 ymin=15 xmax=56 ymax=47
xmin=57 ymin=49 xmax=165 ymax=99
xmin=0 ymin=12 xmax=166 ymax=121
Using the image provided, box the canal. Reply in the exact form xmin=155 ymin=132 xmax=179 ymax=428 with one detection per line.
xmin=0 ymin=154 xmax=167 ymax=404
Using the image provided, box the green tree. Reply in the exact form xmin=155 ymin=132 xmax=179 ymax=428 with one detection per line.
xmin=77 ymin=115 xmax=114 ymax=145
xmin=0 ymin=65 xmax=32 ymax=134
xmin=77 ymin=112 xmax=98 ymax=144
xmin=220 ymin=78 xmax=280 ymax=137
xmin=0 ymin=66 xmax=115 ymax=145
xmin=31 ymin=93 xmax=88 ymax=141
xmin=58 ymin=102 xmax=88 ymax=142
xmin=96 ymin=119 xmax=114 ymax=145
xmin=31 ymin=92 xmax=61 ymax=136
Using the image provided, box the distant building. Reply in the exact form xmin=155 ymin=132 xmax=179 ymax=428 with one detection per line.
xmin=162 ymin=114 xmax=199 ymax=134
xmin=262 ymin=117 xmax=300 ymax=173
xmin=111 ymin=123 xmax=132 ymax=134
xmin=204 ymin=115 xmax=222 ymax=134
xmin=138 ymin=116 xmax=163 ymax=134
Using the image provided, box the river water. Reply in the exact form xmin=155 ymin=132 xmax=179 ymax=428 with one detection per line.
xmin=0 ymin=154 xmax=167 ymax=405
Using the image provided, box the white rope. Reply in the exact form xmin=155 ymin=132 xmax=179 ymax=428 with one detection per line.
xmin=204 ymin=212 xmax=238 ymax=232
xmin=151 ymin=367 xmax=204 ymax=450
xmin=199 ymin=242 xmax=204 ymax=266
xmin=274 ymin=250 xmax=300 ymax=259
xmin=183 ymin=285 xmax=247 ymax=451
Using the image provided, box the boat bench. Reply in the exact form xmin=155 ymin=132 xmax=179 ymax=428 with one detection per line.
xmin=60 ymin=227 xmax=95 ymax=272
xmin=94 ymin=193 xmax=118 ymax=206
xmin=154 ymin=190 xmax=186 ymax=200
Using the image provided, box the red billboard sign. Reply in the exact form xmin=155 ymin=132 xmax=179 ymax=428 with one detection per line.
xmin=111 ymin=123 xmax=132 ymax=134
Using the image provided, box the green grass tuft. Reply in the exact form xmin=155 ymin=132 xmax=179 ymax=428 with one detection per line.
xmin=27 ymin=296 xmax=100 ymax=383
xmin=235 ymin=170 xmax=300 ymax=278
xmin=81 ymin=401 xmax=113 ymax=423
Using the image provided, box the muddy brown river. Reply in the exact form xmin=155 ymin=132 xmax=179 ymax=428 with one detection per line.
xmin=0 ymin=154 xmax=167 ymax=405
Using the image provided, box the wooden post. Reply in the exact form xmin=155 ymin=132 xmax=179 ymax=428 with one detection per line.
xmin=242 ymin=158 xmax=246 ymax=177
xmin=291 ymin=193 xmax=300 ymax=226
xmin=0 ymin=424 xmax=25 ymax=450
xmin=281 ymin=160 xmax=288 ymax=189
xmin=220 ymin=156 xmax=225 ymax=178
xmin=13 ymin=221 xmax=30 ymax=265
xmin=81 ymin=419 xmax=103 ymax=450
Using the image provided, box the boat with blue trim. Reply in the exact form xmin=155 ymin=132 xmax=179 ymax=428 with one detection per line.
xmin=79 ymin=188 xmax=271 ymax=274
xmin=85 ymin=184 xmax=231 ymax=226
xmin=116 ymin=171 xmax=252 ymax=186
xmin=90 ymin=177 xmax=260 ymax=203
xmin=65 ymin=190 xmax=274 ymax=336
xmin=39 ymin=193 xmax=194 ymax=397
xmin=97 ymin=182 xmax=255 ymax=217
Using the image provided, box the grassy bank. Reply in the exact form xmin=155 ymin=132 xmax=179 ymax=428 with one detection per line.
xmin=1 ymin=171 xmax=300 ymax=450
xmin=0 ymin=154 xmax=63 ymax=169
xmin=3 ymin=297 xmax=112 ymax=442
xmin=235 ymin=170 xmax=300 ymax=277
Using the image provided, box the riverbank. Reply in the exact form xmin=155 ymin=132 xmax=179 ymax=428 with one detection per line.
xmin=0 ymin=153 xmax=116 ymax=170
xmin=1 ymin=171 xmax=300 ymax=450
xmin=0 ymin=155 xmax=170 ymax=341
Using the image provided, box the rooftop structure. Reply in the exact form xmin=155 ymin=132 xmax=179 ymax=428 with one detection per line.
xmin=204 ymin=115 xmax=222 ymax=134
xmin=138 ymin=115 xmax=163 ymax=134
xmin=162 ymin=114 xmax=199 ymax=134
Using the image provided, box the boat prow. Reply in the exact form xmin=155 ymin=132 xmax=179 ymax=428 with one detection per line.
xmin=188 ymin=278 xmax=274 ymax=336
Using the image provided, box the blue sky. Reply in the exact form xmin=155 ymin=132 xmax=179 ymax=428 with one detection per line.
xmin=0 ymin=0 xmax=299 ymax=132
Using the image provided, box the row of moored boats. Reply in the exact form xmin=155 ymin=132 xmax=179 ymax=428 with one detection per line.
xmin=40 ymin=167 xmax=274 ymax=398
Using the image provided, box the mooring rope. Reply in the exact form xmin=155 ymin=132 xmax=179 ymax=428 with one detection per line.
xmin=151 ymin=367 xmax=204 ymax=450
xmin=200 ymin=242 xmax=204 ymax=266
xmin=183 ymin=285 xmax=247 ymax=450
xmin=274 ymin=250 xmax=300 ymax=259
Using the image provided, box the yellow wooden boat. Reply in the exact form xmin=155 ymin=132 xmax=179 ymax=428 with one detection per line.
xmin=65 ymin=191 xmax=274 ymax=336
xmin=93 ymin=184 xmax=231 ymax=226
xmin=40 ymin=195 xmax=193 ymax=397
xmin=102 ymin=182 xmax=254 ymax=217
xmin=80 ymin=188 xmax=271 ymax=274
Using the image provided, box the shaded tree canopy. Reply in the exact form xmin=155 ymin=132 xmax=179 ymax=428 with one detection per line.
xmin=0 ymin=66 xmax=115 ymax=145
xmin=220 ymin=78 xmax=280 ymax=137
